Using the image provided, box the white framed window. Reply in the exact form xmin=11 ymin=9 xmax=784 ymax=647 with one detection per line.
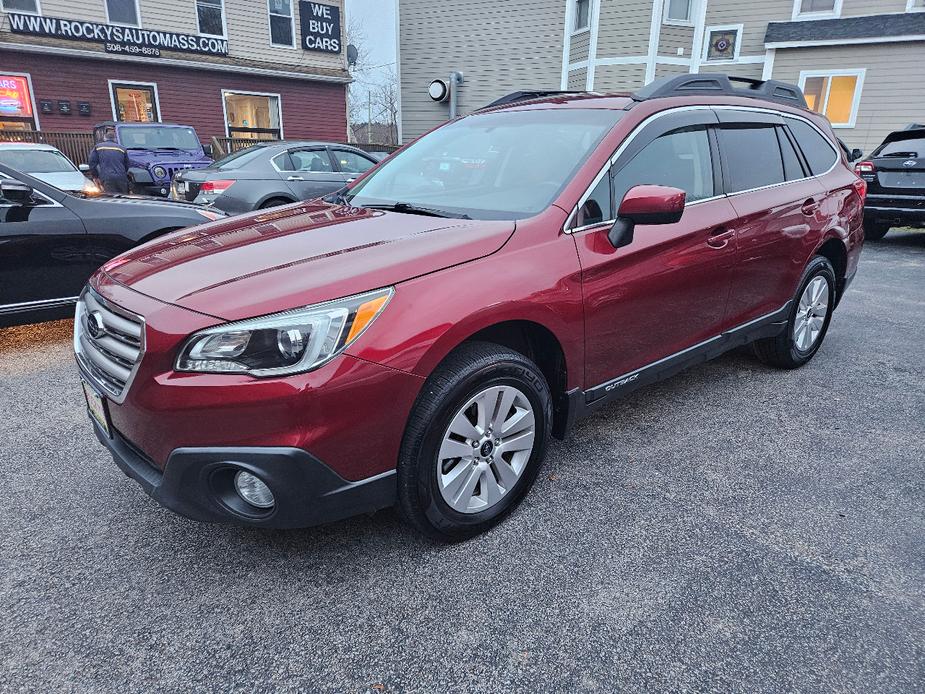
xmin=702 ymin=24 xmax=742 ymax=63
xmin=109 ymin=80 xmax=160 ymax=122
xmin=573 ymin=0 xmax=590 ymax=33
xmin=268 ymin=0 xmax=296 ymax=47
xmin=907 ymin=0 xmax=925 ymax=12
xmin=798 ymin=69 xmax=865 ymax=128
xmin=197 ymin=0 xmax=226 ymax=37
xmin=664 ymin=0 xmax=693 ymax=25
xmin=792 ymin=0 xmax=842 ymax=20
xmin=1 ymin=0 xmax=42 ymax=14
xmin=222 ymin=89 xmax=284 ymax=139
xmin=105 ymin=0 xmax=141 ymax=27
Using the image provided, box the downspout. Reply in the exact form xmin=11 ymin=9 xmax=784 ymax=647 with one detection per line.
xmin=448 ymin=71 xmax=464 ymax=119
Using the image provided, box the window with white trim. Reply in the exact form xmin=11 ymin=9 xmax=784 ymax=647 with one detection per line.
xmin=799 ymin=70 xmax=865 ymax=128
xmin=106 ymin=0 xmax=140 ymax=26
xmin=792 ymin=0 xmax=841 ymax=20
xmin=268 ymin=0 xmax=295 ymax=47
xmin=907 ymin=0 xmax=925 ymax=12
xmin=703 ymin=25 xmax=741 ymax=62
xmin=664 ymin=0 xmax=693 ymax=24
xmin=2 ymin=0 xmax=41 ymax=14
xmin=197 ymin=0 xmax=225 ymax=37
xmin=574 ymin=0 xmax=590 ymax=32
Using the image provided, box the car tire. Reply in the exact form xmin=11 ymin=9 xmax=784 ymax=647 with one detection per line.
xmin=397 ymin=341 xmax=552 ymax=542
xmin=864 ymin=222 xmax=890 ymax=241
xmin=259 ymin=197 xmax=292 ymax=209
xmin=752 ymin=256 xmax=837 ymax=370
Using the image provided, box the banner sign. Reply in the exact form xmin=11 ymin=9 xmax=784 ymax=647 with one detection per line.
xmin=299 ymin=2 xmax=342 ymax=54
xmin=0 ymin=75 xmax=33 ymax=118
xmin=8 ymin=12 xmax=229 ymax=56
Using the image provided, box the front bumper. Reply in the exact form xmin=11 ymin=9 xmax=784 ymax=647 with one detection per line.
xmin=94 ymin=421 xmax=396 ymax=528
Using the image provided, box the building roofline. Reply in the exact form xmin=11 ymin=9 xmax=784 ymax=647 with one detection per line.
xmin=766 ymin=12 xmax=925 ymax=44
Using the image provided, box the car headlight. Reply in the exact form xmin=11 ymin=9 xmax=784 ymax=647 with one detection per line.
xmin=82 ymin=179 xmax=101 ymax=196
xmin=153 ymin=166 xmax=167 ymax=179
xmin=176 ymin=288 xmax=393 ymax=376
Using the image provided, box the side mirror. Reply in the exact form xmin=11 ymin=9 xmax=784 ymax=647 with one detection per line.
xmin=0 ymin=179 xmax=35 ymax=204
xmin=79 ymin=164 xmax=90 ymax=173
xmin=850 ymin=148 xmax=864 ymax=163
xmin=608 ymin=184 xmax=686 ymax=249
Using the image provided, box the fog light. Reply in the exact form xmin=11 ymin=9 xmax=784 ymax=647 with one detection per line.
xmin=233 ymin=470 xmax=275 ymax=509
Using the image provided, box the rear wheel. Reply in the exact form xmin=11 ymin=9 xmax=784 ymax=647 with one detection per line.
xmin=752 ymin=256 xmax=836 ymax=369
xmin=259 ymin=197 xmax=292 ymax=209
xmin=397 ymin=342 xmax=552 ymax=541
xmin=864 ymin=221 xmax=890 ymax=241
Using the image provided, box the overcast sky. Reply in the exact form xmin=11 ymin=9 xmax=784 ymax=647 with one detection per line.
xmin=345 ymin=0 xmax=398 ymax=96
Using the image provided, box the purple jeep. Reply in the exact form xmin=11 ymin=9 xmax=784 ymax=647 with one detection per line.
xmin=93 ymin=122 xmax=212 ymax=197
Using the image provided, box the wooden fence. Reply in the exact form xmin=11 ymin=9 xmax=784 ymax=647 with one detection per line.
xmin=0 ymin=130 xmax=401 ymax=166
xmin=0 ymin=130 xmax=96 ymax=166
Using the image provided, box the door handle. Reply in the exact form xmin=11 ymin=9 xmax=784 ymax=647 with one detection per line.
xmin=287 ymin=175 xmax=304 ymax=181
xmin=706 ymin=226 xmax=734 ymax=249
xmin=801 ymin=198 xmax=819 ymax=215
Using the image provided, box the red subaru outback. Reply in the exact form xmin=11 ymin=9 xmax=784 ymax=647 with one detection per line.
xmin=75 ymin=75 xmax=866 ymax=540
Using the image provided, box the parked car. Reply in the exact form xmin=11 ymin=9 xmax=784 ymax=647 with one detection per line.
xmin=0 ymin=142 xmax=99 ymax=195
xmin=0 ymin=164 xmax=225 ymax=327
xmin=854 ymin=124 xmax=925 ymax=240
xmin=91 ymin=122 xmax=212 ymax=197
xmin=170 ymin=141 xmax=378 ymax=214
xmin=75 ymin=75 xmax=865 ymax=541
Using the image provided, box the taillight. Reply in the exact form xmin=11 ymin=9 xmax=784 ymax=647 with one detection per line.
xmin=854 ymin=161 xmax=876 ymax=175
xmin=853 ymin=177 xmax=867 ymax=205
xmin=200 ymin=179 xmax=235 ymax=194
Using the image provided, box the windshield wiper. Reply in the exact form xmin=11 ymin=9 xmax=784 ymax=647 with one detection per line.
xmin=361 ymin=202 xmax=471 ymax=219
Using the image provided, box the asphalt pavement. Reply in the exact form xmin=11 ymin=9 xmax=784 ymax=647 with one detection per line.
xmin=1 ymin=231 xmax=923 ymax=693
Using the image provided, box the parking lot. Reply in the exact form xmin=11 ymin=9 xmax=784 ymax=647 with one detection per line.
xmin=1 ymin=231 xmax=923 ymax=693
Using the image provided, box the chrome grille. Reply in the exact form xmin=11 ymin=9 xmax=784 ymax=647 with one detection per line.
xmin=74 ymin=289 xmax=145 ymax=402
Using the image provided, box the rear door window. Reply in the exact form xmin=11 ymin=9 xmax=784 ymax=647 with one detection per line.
xmin=612 ymin=126 xmax=715 ymax=206
xmin=785 ymin=118 xmax=838 ymax=175
xmin=717 ymin=125 xmax=785 ymax=194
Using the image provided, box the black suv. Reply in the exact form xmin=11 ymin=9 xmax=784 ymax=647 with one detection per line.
xmin=855 ymin=124 xmax=925 ymax=240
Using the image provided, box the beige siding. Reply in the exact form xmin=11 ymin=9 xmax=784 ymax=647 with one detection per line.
xmin=771 ymin=42 xmax=925 ymax=152
xmin=842 ymin=0 xmax=908 ymax=16
xmin=571 ymin=28 xmax=591 ymax=63
xmin=594 ymin=62 xmax=647 ymax=91
xmin=567 ymin=68 xmax=588 ymax=90
xmin=654 ymin=62 xmax=689 ymax=79
xmin=658 ymin=23 xmax=694 ymax=58
xmin=596 ymin=0 xmax=651 ymax=57
xmin=398 ymin=0 xmax=565 ymax=141
xmin=704 ymin=0 xmax=790 ymax=57
xmin=2 ymin=0 xmax=346 ymax=72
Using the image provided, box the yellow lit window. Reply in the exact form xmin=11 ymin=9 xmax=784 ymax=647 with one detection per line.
xmin=800 ymin=72 xmax=863 ymax=127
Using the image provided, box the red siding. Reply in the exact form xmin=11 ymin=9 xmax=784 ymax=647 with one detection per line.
xmin=0 ymin=50 xmax=347 ymax=141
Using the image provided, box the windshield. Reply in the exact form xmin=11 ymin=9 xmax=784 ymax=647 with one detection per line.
xmin=211 ymin=145 xmax=268 ymax=170
xmin=0 ymin=149 xmax=77 ymax=174
xmin=118 ymin=126 xmax=201 ymax=151
xmin=876 ymin=136 xmax=925 ymax=158
xmin=346 ymin=108 xmax=623 ymax=220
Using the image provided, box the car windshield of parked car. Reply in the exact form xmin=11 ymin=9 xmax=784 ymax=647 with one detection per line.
xmin=118 ymin=126 xmax=201 ymax=150
xmin=875 ymin=136 xmax=925 ymax=158
xmin=0 ymin=149 xmax=78 ymax=174
xmin=346 ymin=108 xmax=623 ymax=220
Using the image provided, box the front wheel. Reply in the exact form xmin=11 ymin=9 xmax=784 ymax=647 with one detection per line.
xmin=397 ymin=342 xmax=552 ymax=541
xmin=752 ymin=256 xmax=836 ymax=369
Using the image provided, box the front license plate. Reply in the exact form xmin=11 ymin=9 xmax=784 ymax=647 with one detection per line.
xmin=176 ymin=181 xmax=188 ymax=194
xmin=82 ymin=380 xmax=111 ymax=438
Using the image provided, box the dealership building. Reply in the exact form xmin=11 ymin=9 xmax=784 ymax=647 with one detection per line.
xmin=0 ymin=0 xmax=349 ymax=144
xmin=398 ymin=0 xmax=925 ymax=153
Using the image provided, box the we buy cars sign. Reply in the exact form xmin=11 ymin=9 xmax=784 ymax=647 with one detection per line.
xmin=300 ymin=1 xmax=342 ymax=54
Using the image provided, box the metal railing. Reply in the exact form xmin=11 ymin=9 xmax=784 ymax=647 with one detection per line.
xmin=0 ymin=130 xmax=96 ymax=166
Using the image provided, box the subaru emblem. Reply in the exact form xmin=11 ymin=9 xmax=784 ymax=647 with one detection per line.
xmin=903 ymin=160 xmax=917 ymax=168
xmin=87 ymin=311 xmax=106 ymax=339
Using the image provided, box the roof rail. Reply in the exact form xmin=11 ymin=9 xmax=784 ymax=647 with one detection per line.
xmin=632 ymin=74 xmax=808 ymax=109
xmin=483 ymin=90 xmax=585 ymax=109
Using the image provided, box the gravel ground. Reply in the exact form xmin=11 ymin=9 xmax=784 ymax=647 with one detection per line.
xmin=1 ymin=231 xmax=923 ymax=693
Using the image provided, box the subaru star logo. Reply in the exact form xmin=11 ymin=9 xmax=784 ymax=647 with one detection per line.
xmin=87 ymin=311 xmax=106 ymax=339
xmin=903 ymin=160 xmax=917 ymax=168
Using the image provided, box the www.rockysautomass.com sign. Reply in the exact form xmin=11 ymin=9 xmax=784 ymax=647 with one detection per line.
xmin=7 ymin=12 xmax=229 ymax=56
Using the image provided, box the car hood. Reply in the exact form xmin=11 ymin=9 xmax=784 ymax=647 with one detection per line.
xmin=32 ymin=171 xmax=87 ymax=192
xmin=102 ymin=201 xmax=515 ymax=321
xmin=89 ymin=193 xmax=208 ymax=212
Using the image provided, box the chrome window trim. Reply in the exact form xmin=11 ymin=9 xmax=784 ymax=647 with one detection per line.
xmin=564 ymin=104 xmax=840 ymax=234
xmin=271 ymin=148 xmax=341 ymax=176
xmin=74 ymin=288 xmax=147 ymax=405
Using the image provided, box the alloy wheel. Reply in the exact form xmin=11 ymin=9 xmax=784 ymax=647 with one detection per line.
xmin=793 ymin=276 xmax=830 ymax=351
xmin=436 ymin=385 xmax=536 ymax=514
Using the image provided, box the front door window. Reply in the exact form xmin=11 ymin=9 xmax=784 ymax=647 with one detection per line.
xmin=223 ymin=92 xmax=282 ymax=140
xmin=111 ymin=83 xmax=159 ymax=123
